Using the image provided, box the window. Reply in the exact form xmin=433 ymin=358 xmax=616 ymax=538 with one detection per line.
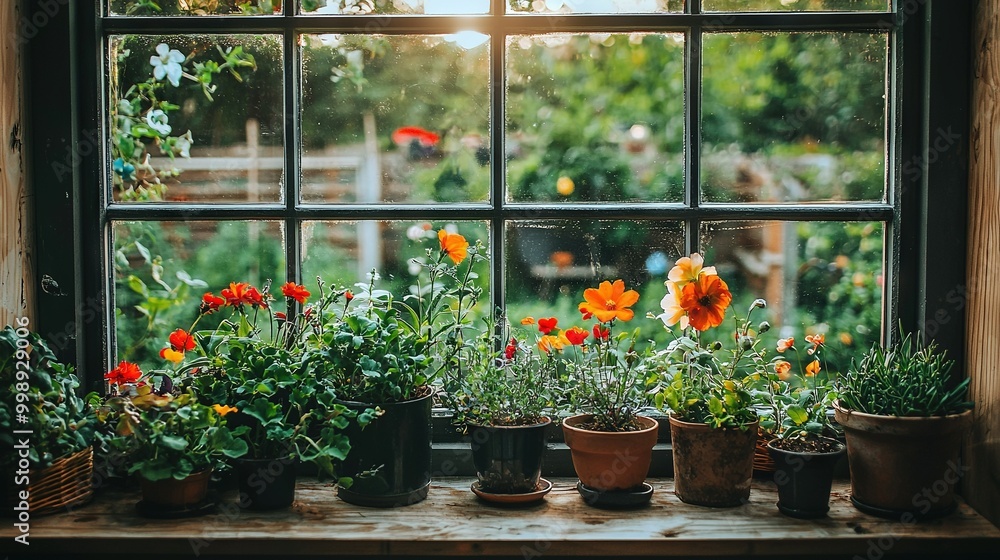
xmin=28 ymin=0 xmax=970 ymax=390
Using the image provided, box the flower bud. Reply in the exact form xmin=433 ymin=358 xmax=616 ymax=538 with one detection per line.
xmin=739 ymin=336 xmax=753 ymax=350
xmin=758 ymin=321 xmax=771 ymax=334
xmin=751 ymin=298 xmax=767 ymax=310
xmin=711 ymin=341 xmax=724 ymax=351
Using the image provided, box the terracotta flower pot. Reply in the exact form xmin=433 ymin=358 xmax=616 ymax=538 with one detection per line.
xmin=562 ymin=414 xmax=658 ymax=492
xmin=669 ymin=416 xmax=759 ymax=507
xmin=833 ymin=401 xmax=973 ymax=519
xmin=139 ymin=469 xmax=211 ymax=508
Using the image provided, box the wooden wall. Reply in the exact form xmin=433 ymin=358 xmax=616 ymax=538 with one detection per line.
xmin=965 ymin=0 xmax=1000 ymax=529
xmin=0 ymin=0 xmax=33 ymax=328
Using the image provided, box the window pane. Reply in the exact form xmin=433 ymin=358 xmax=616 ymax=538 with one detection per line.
xmin=113 ymin=220 xmax=286 ymax=371
xmin=703 ymin=0 xmax=887 ymax=11
xmin=700 ymin=220 xmax=884 ymax=374
xmin=109 ymin=0 xmax=281 ymax=15
xmin=508 ymin=0 xmax=682 ymax=13
xmin=109 ymin=35 xmax=284 ymax=203
xmin=701 ymin=32 xmax=887 ymax=204
xmin=505 ymin=220 xmax=684 ymax=335
xmin=301 ymin=220 xmax=491 ymax=313
xmin=507 ymin=34 xmax=685 ymax=203
xmin=301 ymin=35 xmax=490 ymax=204
xmin=300 ymin=0 xmax=489 ymax=15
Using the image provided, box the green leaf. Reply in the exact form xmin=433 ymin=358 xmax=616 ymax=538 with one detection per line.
xmin=786 ymin=405 xmax=809 ymax=425
xmin=159 ymin=435 xmax=188 ymax=451
xmin=127 ymin=275 xmax=149 ymax=297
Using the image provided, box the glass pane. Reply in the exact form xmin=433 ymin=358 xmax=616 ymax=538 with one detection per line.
xmin=700 ymin=220 xmax=884 ymax=374
xmin=703 ymin=0 xmax=887 ymax=11
xmin=301 ymin=35 xmax=490 ymax=204
xmin=109 ymin=0 xmax=281 ymax=15
xmin=301 ymin=220 xmax=491 ymax=313
xmin=505 ymin=220 xmax=684 ymax=341
xmin=109 ymin=35 xmax=284 ymax=203
xmin=508 ymin=0 xmax=682 ymax=13
xmin=113 ymin=220 xmax=286 ymax=371
xmin=300 ymin=0 xmax=489 ymax=15
xmin=701 ymin=32 xmax=887 ymax=203
xmin=507 ymin=34 xmax=685 ymax=203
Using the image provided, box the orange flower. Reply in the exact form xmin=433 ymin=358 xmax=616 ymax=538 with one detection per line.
xmin=221 ymin=282 xmax=268 ymax=308
xmin=805 ymin=359 xmax=822 ymax=377
xmin=537 ymin=335 xmax=564 ymax=354
xmin=679 ymin=274 xmax=732 ymax=331
xmin=345 ymin=290 xmax=354 ymax=301
xmin=774 ymin=360 xmax=792 ymax=381
xmin=668 ymin=252 xmax=718 ymax=289
xmin=538 ymin=317 xmax=558 ymax=335
xmin=839 ymin=332 xmax=853 ymax=346
xmin=199 ymin=292 xmax=225 ymax=314
xmin=438 ymin=229 xmax=469 ymax=265
xmin=105 ymin=361 xmax=142 ymax=385
xmin=805 ymin=333 xmax=825 ymax=355
xmin=213 ymin=404 xmax=239 ymax=416
xmin=520 ymin=316 xmax=535 ymax=326
xmin=579 ymin=279 xmax=640 ymax=323
xmin=159 ymin=348 xmax=184 ymax=363
xmin=281 ymin=282 xmax=311 ymax=304
xmin=776 ymin=337 xmax=795 ymax=353
xmin=657 ymin=283 xmax=689 ymax=330
xmin=564 ymin=326 xmax=589 ymax=346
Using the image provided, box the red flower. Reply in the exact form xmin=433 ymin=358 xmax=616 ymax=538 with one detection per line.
xmin=564 ymin=326 xmax=589 ymax=346
xmin=105 ymin=361 xmax=142 ymax=385
xmin=200 ymin=292 xmax=225 ymax=314
xmin=345 ymin=290 xmax=354 ymax=301
xmin=220 ymin=282 xmax=269 ymax=308
xmin=281 ymin=282 xmax=310 ymax=304
xmin=275 ymin=312 xmax=287 ymax=321
xmin=167 ymin=328 xmax=196 ymax=352
xmin=538 ymin=317 xmax=558 ymax=335
xmin=504 ymin=338 xmax=517 ymax=361
xmin=578 ymin=303 xmax=594 ymax=321
xmin=245 ymin=286 xmax=268 ymax=309
xmin=592 ymin=324 xmax=610 ymax=340
xmin=392 ymin=126 xmax=440 ymax=147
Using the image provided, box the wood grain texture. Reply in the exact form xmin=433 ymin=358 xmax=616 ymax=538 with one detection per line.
xmin=1 ymin=478 xmax=996 ymax=557
xmin=966 ymin=0 xmax=1000 ymax=530
xmin=0 ymin=0 xmax=33 ymax=327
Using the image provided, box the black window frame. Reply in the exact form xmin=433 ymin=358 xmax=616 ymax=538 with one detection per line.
xmin=23 ymin=0 xmax=971 ymax=397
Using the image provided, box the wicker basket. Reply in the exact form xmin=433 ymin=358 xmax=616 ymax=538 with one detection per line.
xmin=753 ymin=430 xmax=777 ymax=474
xmin=9 ymin=446 xmax=94 ymax=516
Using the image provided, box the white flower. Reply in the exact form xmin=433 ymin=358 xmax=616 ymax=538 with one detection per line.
xmin=174 ymin=130 xmax=193 ymax=158
xmin=406 ymin=224 xmax=424 ymax=241
xmin=408 ymin=260 xmax=422 ymax=276
xmin=145 ymin=110 xmax=172 ymax=136
xmin=150 ymin=43 xmax=185 ymax=87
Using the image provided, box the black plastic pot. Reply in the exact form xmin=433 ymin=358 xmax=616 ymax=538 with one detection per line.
xmin=469 ymin=418 xmax=551 ymax=494
xmin=235 ymin=456 xmax=297 ymax=510
xmin=336 ymin=391 xmax=433 ymax=508
xmin=767 ymin=437 xmax=846 ymax=519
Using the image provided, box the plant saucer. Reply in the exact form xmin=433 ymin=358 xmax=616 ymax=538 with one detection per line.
xmin=135 ymin=491 xmax=219 ymax=519
xmin=576 ymin=481 xmax=654 ymax=509
xmin=472 ymin=478 xmax=553 ymax=505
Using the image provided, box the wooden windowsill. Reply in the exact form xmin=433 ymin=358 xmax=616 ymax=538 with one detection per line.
xmin=5 ymin=478 xmax=999 ymax=558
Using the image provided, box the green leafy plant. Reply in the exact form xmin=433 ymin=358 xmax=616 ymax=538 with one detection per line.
xmin=756 ymin=333 xmax=837 ymax=441
xmin=97 ymin=385 xmax=247 ymax=482
xmin=0 ymin=326 xmax=98 ymax=470
xmin=114 ymin=0 xmax=280 ymax=16
xmin=306 ymin=229 xmax=487 ymax=404
xmin=837 ymin=331 xmax=972 ymax=417
xmin=650 ymin=253 xmax=763 ymax=430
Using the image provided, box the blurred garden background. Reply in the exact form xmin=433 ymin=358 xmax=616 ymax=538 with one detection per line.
xmin=108 ymin=0 xmax=888 ymax=382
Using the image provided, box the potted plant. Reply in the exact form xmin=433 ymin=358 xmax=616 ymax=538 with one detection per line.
xmin=305 ymin=229 xmax=487 ymax=507
xmin=1 ymin=325 xmax=99 ymax=516
xmin=445 ymin=317 xmax=554 ymax=503
xmin=834 ymin=331 xmax=973 ymax=519
xmin=524 ymin=279 xmax=658 ymax=503
xmin=169 ymin=279 xmax=374 ymax=510
xmin=651 ymin=253 xmax=763 ymax=507
xmin=760 ymin=334 xmax=846 ymax=518
xmin=99 ymin=366 xmax=247 ymax=515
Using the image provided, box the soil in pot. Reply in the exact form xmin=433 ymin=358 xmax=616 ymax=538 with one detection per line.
xmin=669 ymin=416 xmax=759 ymax=507
xmin=767 ymin=436 xmax=846 ymax=519
xmin=235 ymin=456 xmax=297 ymax=510
xmin=834 ymin=402 xmax=973 ymax=520
xmin=469 ymin=417 xmax=551 ymax=495
xmin=562 ymin=414 xmax=658 ymax=492
xmin=336 ymin=390 xmax=433 ymax=508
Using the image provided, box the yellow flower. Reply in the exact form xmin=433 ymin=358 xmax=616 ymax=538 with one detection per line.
xmin=667 ymin=253 xmax=718 ymax=289
xmin=160 ymin=348 xmax=185 ymax=364
xmin=556 ymin=176 xmax=575 ymax=196
xmin=213 ymin=404 xmax=239 ymax=416
xmin=580 ymin=279 xmax=640 ymax=323
xmin=805 ymin=360 xmax=822 ymax=377
xmin=723 ymin=380 xmax=736 ymax=391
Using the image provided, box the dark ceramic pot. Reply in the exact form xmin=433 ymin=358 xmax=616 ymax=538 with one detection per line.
xmin=469 ymin=417 xmax=551 ymax=494
xmin=767 ymin=436 xmax=846 ymax=519
xmin=139 ymin=469 xmax=211 ymax=508
xmin=336 ymin=391 xmax=433 ymax=508
xmin=235 ymin=456 xmax=297 ymax=510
